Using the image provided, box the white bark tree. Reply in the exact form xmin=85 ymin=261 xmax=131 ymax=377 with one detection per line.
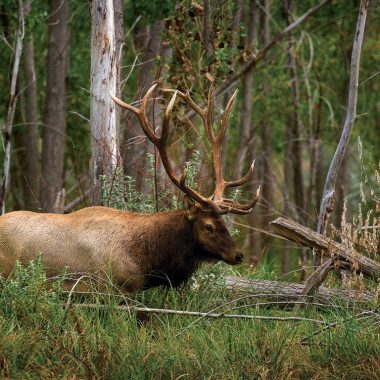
xmin=90 ymin=0 xmax=121 ymax=204
xmin=0 ymin=0 xmax=25 ymax=214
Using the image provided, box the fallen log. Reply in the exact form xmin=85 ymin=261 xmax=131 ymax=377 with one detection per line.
xmin=270 ymin=217 xmax=380 ymax=279
xmin=223 ymin=276 xmax=376 ymax=306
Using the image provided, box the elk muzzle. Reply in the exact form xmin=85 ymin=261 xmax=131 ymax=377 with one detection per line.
xmin=223 ymin=248 xmax=244 ymax=265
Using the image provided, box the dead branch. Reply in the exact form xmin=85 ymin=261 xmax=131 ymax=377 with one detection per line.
xmin=223 ymin=276 xmax=376 ymax=305
xmin=317 ymin=0 xmax=370 ymax=238
xmin=70 ymin=303 xmax=327 ymax=325
xmin=271 ymin=217 xmax=380 ymax=279
xmin=64 ymin=189 xmax=91 ymax=214
xmin=301 ymin=257 xmax=335 ymax=300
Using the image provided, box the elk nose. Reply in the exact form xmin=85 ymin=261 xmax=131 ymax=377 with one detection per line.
xmin=235 ymin=251 xmax=244 ymax=264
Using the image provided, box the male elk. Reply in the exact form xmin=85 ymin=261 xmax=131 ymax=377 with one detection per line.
xmin=0 ymin=85 xmax=259 ymax=291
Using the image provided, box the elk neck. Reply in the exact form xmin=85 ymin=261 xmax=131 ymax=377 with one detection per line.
xmin=134 ymin=208 xmax=203 ymax=288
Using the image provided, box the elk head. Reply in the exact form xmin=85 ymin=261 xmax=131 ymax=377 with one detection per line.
xmin=111 ymin=84 xmax=259 ymax=265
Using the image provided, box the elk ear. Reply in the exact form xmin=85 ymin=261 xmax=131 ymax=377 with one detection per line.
xmin=184 ymin=197 xmax=202 ymax=221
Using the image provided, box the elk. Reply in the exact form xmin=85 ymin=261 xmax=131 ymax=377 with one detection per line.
xmin=0 ymin=85 xmax=259 ymax=292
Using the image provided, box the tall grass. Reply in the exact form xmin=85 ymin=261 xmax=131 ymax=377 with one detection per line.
xmin=0 ymin=258 xmax=379 ymax=379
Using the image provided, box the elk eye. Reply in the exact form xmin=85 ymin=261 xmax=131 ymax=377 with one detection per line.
xmin=205 ymin=224 xmax=214 ymax=232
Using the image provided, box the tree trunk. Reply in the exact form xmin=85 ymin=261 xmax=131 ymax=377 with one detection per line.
xmin=40 ymin=0 xmax=69 ymax=212
xmin=114 ymin=0 xmax=123 ymax=137
xmin=282 ymin=115 xmax=294 ymax=273
xmin=90 ymin=0 xmax=120 ymax=204
xmin=122 ymin=20 xmax=165 ymax=192
xmin=317 ymin=0 xmax=369 ymax=238
xmin=284 ymin=0 xmax=309 ymax=274
xmin=203 ymin=0 xmax=212 ymax=57
xmin=230 ymin=1 xmax=261 ymax=265
xmin=0 ymin=0 xmax=25 ymax=214
xmin=234 ymin=0 xmax=258 ymax=179
xmin=260 ymin=0 xmax=274 ymax=254
xmin=22 ymin=37 xmax=40 ymax=211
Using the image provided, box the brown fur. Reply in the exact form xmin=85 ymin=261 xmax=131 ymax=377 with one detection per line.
xmin=0 ymin=203 xmax=243 ymax=291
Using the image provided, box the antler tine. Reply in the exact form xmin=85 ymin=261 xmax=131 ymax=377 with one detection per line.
xmin=110 ymin=83 xmax=158 ymax=144
xmin=218 ymin=88 xmax=238 ymax=144
xmin=162 ymin=89 xmax=205 ymax=119
xmin=160 ymin=90 xmax=177 ymax=145
xmin=225 ymin=159 xmax=255 ymax=189
xmin=205 ymin=85 xmax=216 ymax=142
xmin=220 ymin=187 xmax=260 ymax=215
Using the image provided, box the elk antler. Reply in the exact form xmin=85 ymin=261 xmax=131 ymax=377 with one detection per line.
xmin=111 ymin=85 xmax=259 ymax=215
xmin=162 ymin=86 xmax=259 ymax=215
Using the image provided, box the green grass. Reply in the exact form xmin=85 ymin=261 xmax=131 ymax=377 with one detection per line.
xmin=0 ymin=259 xmax=379 ymax=379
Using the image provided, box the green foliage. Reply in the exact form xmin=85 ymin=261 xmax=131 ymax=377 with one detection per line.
xmin=100 ymin=149 xmax=203 ymax=212
xmin=124 ymin=0 xmax=176 ymax=26
xmin=0 ymin=256 xmax=64 ymax=324
xmin=0 ymin=258 xmax=379 ymax=378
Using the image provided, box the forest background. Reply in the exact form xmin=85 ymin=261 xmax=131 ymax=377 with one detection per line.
xmin=1 ymin=1 xmax=380 ymax=379
xmin=0 ymin=0 xmax=379 ymax=274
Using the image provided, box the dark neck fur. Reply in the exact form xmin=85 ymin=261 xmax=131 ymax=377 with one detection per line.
xmin=137 ymin=210 xmax=204 ymax=289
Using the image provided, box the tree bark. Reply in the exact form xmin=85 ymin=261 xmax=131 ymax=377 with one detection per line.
xmin=282 ymin=114 xmax=294 ymax=273
xmin=223 ymin=276 xmax=375 ymax=305
xmin=22 ymin=37 xmax=40 ymax=211
xmin=114 ymin=0 xmax=124 ymax=138
xmin=0 ymin=0 xmax=25 ymax=214
xmin=234 ymin=0 xmax=258 ymax=180
xmin=203 ymin=0 xmax=212 ymax=57
xmin=90 ymin=0 xmax=120 ymax=204
xmin=230 ymin=0 xmax=261 ymax=265
xmin=285 ymin=0 xmax=306 ymax=227
xmin=40 ymin=0 xmax=69 ymax=212
xmin=260 ymin=0 xmax=274 ymax=254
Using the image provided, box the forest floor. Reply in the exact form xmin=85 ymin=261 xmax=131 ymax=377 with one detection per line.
xmin=0 ymin=259 xmax=379 ymax=380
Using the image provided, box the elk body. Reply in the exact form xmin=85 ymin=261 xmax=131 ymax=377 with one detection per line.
xmin=0 ymin=85 xmax=258 ymax=291
xmin=0 ymin=203 xmax=243 ymax=291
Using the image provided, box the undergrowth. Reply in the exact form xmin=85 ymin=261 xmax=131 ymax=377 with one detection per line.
xmin=0 ymin=258 xmax=379 ymax=379
xmin=2 ymin=155 xmax=379 ymax=378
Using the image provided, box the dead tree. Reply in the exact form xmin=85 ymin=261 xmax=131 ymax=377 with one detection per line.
xmin=90 ymin=0 xmax=121 ymax=204
xmin=317 ymin=0 xmax=369 ymax=239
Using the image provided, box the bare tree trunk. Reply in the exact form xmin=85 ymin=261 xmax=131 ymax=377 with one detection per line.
xmin=40 ymin=0 xmax=69 ymax=212
xmin=234 ymin=0 xmax=258 ymax=179
xmin=284 ymin=0 xmax=309 ymax=276
xmin=22 ymin=37 xmax=40 ymax=211
xmin=203 ymin=0 xmax=212 ymax=57
xmin=90 ymin=0 xmax=120 ymax=204
xmin=221 ymin=0 xmax=244 ymax=170
xmin=114 ymin=0 xmax=123 ymax=137
xmin=308 ymin=82 xmax=323 ymax=226
xmin=316 ymin=0 xmax=369 ymax=261
xmin=285 ymin=1 xmax=305 ymax=224
xmin=282 ymin=115 xmax=294 ymax=273
xmin=334 ymin=147 xmax=349 ymax=228
xmin=229 ymin=1 xmax=261 ymax=265
xmin=261 ymin=0 xmax=274 ymax=253
xmin=0 ymin=0 xmax=25 ymax=214
xmin=122 ymin=21 xmax=165 ymax=191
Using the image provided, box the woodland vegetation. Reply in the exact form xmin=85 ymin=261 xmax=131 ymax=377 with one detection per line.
xmin=0 ymin=0 xmax=380 ymax=378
